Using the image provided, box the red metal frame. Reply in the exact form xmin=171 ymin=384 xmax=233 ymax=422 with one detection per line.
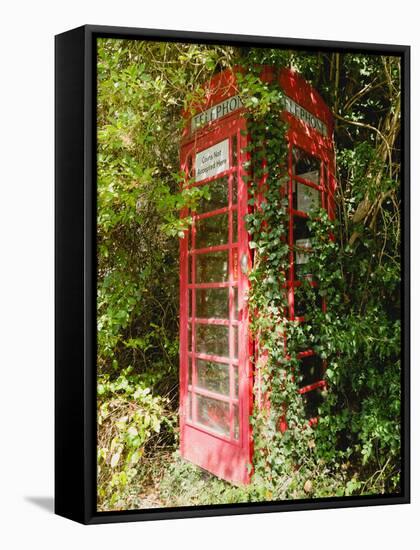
xmin=179 ymin=67 xmax=336 ymax=484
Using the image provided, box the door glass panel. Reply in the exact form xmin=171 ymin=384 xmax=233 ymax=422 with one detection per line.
xmin=196 ymin=287 xmax=229 ymax=319
xmin=196 ymin=324 xmax=229 ymax=357
xmin=196 ymin=251 xmax=228 ymax=283
xmin=197 ymin=177 xmax=228 ymax=213
xmin=195 ymin=213 xmax=229 ymax=249
xmin=196 ymin=359 xmax=229 ymax=395
xmin=233 ymin=287 xmax=238 ymax=319
xmin=196 ymin=395 xmax=230 ymax=436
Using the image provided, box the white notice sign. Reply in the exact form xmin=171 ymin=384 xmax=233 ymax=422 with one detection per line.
xmin=195 ymin=139 xmax=229 ymax=182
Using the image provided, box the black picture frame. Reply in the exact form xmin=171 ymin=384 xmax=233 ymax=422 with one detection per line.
xmin=55 ymin=24 xmax=410 ymax=525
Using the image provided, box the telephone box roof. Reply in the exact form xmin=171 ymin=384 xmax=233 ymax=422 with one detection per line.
xmin=182 ymin=66 xmax=334 ymax=143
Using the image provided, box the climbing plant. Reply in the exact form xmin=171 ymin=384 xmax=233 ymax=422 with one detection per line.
xmin=96 ymin=39 xmax=402 ymax=509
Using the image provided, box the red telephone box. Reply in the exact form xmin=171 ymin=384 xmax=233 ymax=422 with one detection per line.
xmin=179 ymin=68 xmax=336 ymax=485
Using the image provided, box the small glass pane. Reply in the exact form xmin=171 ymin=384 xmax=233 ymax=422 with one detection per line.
xmin=188 ymin=155 xmax=193 ymax=177
xmin=232 ymin=172 xmax=238 ymax=204
xmin=188 ymin=289 xmax=192 ymax=318
xmin=233 ymin=404 xmax=239 ymax=440
xmin=232 ymin=210 xmax=238 ymax=243
xmin=233 ymin=326 xmax=238 ymax=359
xmin=187 ymin=391 xmax=192 ymax=421
xmin=196 ymin=395 xmax=230 ymax=436
xmin=196 ymin=251 xmax=228 ymax=283
xmin=195 ymin=213 xmax=229 ymax=249
xmin=293 ymin=147 xmax=320 ymax=177
xmin=293 ymin=216 xmax=311 ymax=241
xmin=187 ymin=227 xmax=192 ymax=251
xmin=188 ymin=357 xmax=192 ymax=385
xmin=196 ymin=359 xmax=229 ymax=395
xmin=196 ymin=324 xmax=229 ymax=357
xmin=196 ymin=287 xmax=229 ymax=319
xmin=299 ymin=355 xmax=324 ymax=388
xmin=232 ymin=134 xmax=237 ymax=165
xmin=234 ymin=365 xmax=239 ymax=398
xmin=233 ymin=287 xmax=238 ymax=320
xmin=188 ymin=323 xmax=192 ymax=351
xmin=188 ymin=253 xmax=193 ymax=283
xmin=294 ymin=183 xmax=320 ymax=214
xmin=302 ymin=388 xmax=324 ymax=419
xmin=294 ymin=238 xmax=312 ymax=279
xmin=197 ymin=177 xmax=228 ymax=213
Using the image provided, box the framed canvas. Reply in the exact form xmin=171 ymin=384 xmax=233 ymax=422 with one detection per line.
xmin=55 ymin=25 xmax=410 ymax=524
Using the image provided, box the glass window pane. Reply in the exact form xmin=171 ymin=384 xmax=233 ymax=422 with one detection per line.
xmin=233 ymin=326 xmax=238 ymax=359
xmin=299 ymin=355 xmax=324 ymax=388
xmin=233 ymin=287 xmax=238 ymax=320
xmin=302 ymin=388 xmax=324 ymax=419
xmin=232 ymin=172 xmax=238 ymax=204
xmin=294 ymin=238 xmax=313 ymax=279
xmin=187 ymin=391 xmax=192 ymax=421
xmin=196 ymin=324 xmax=229 ymax=357
xmin=293 ymin=216 xmax=311 ymax=241
xmin=196 ymin=395 xmax=230 ymax=436
xmin=196 ymin=251 xmax=228 ymax=283
xmin=188 ymin=357 xmax=192 ymax=386
xmin=195 ymin=213 xmax=229 ymax=249
xmin=295 ymin=183 xmax=320 ymax=214
xmin=188 ymin=253 xmax=193 ymax=283
xmin=234 ymin=365 xmax=238 ymax=398
xmin=293 ymin=147 xmax=320 ymax=177
xmin=196 ymin=287 xmax=229 ymax=319
xmin=197 ymin=177 xmax=228 ymax=213
xmin=196 ymin=359 xmax=229 ymax=395
xmin=232 ymin=210 xmax=237 ymax=243
xmin=233 ymin=404 xmax=239 ymax=440
xmin=188 ymin=323 xmax=192 ymax=351
xmin=232 ymin=134 xmax=237 ymax=165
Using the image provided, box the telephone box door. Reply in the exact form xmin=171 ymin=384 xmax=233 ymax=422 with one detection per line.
xmin=179 ymin=117 xmax=252 ymax=484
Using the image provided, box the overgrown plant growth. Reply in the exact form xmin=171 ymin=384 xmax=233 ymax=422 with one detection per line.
xmin=96 ymin=40 xmax=401 ymax=510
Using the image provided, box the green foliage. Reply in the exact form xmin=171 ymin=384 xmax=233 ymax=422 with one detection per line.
xmin=240 ymin=51 xmax=401 ymax=496
xmin=97 ymin=371 xmax=176 ymax=510
xmin=96 ymin=39 xmax=402 ymax=509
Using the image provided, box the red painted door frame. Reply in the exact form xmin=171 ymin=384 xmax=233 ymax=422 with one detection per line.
xmin=179 ymin=114 xmax=252 ymax=485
